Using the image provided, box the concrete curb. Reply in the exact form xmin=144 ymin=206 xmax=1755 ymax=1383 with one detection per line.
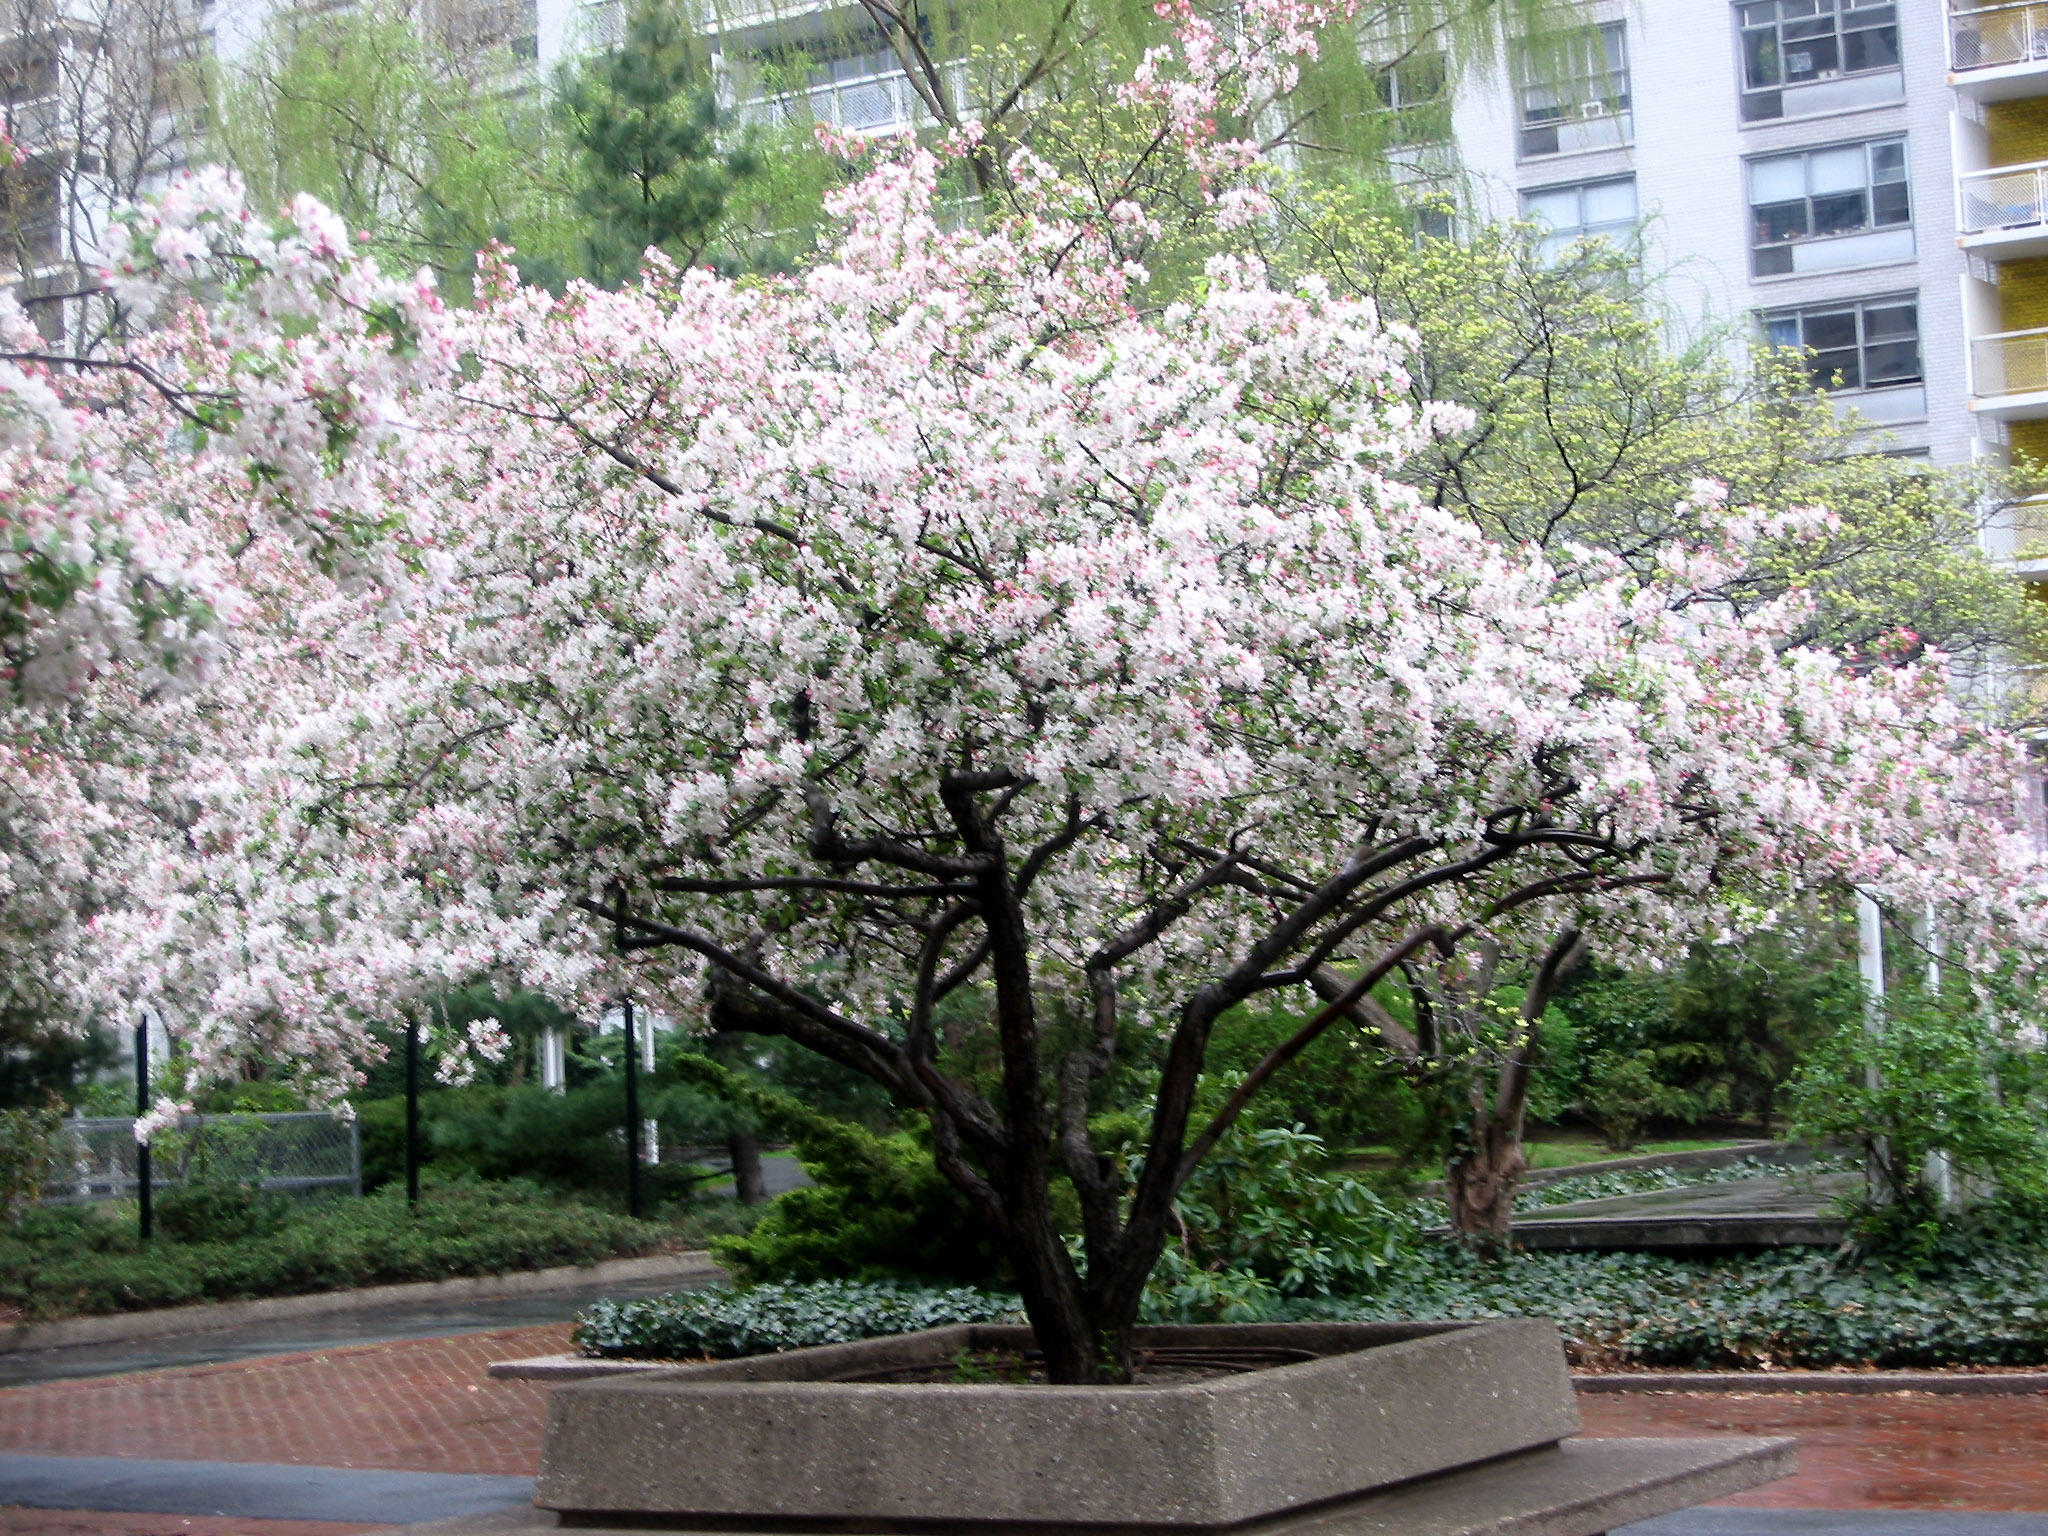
xmin=0 ymin=1251 xmax=722 ymax=1354
xmin=1575 ymin=1370 xmax=2048 ymax=1395
xmin=1522 ymin=1141 xmax=1803 ymax=1188
xmin=492 ymin=1354 xmax=2048 ymax=1394
xmin=491 ymin=1353 xmax=682 ymax=1380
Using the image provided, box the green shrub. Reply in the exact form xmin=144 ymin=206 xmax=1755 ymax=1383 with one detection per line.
xmin=668 ymin=1055 xmax=1001 ymax=1285
xmin=1313 ymin=1202 xmax=2048 ymax=1370
xmin=1198 ymin=1001 xmax=1434 ymax=1156
xmin=1789 ymin=993 xmax=2048 ymax=1243
xmin=155 ymin=1179 xmax=291 ymax=1245
xmin=1580 ymin=1050 xmax=1722 ymax=1153
xmin=1142 ymin=1125 xmax=1415 ymax=1322
xmin=0 ymin=1097 xmax=64 ymax=1224
xmin=574 ymin=1279 xmax=1020 ymax=1359
xmin=357 ymin=1079 xmax=738 ymax=1206
xmin=0 ymin=1177 xmax=671 ymax=1320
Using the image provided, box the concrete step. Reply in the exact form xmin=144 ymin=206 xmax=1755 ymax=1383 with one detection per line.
xmin=409 ymin=1436 xmax=1796 ymax=1536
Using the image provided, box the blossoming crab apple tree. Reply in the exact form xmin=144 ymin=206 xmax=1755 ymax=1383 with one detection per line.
xmin=83 ymin=128 xmax=2048 ymax=1383
xmin=63 ymin=0 xmax=2044 ymax=1379
xmin=0 ymin=177 xmax=459 ymax=1061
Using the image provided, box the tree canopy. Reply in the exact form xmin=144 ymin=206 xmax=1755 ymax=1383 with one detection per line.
xmin=5 ymin=0 xmax=2044 ymax=1382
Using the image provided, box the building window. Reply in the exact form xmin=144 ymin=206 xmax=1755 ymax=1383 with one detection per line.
xmin=0 ymin=38 xmax=58 ymax=109
xmin=1748 ymin=137 xmax=1909 ymax=276
xmin=1522 ymin=176 xmax=1637 ymax=261
xmin=1762 ymin=297 xmax=1921 ymax=392
xmin=0 ymin=160 xmax=59 ymax=273
xmin=1369 ymin=52 xmax=1450 ymax=145
xmin=1515 ymin=21 xmax=1629 ymax=159
xmin=1738 ymin=0 xmax=1901 ymax=122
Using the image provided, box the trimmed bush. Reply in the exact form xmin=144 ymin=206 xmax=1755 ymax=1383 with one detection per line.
xmin=0 ymin=1177 xmax=671 ymax=1320
xmin=574 ymin=1278 xmax=1020 ymax=1359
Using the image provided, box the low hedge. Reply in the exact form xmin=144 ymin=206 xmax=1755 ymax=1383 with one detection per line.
xmin=1 ymin=1178 xmax=672 ymax=1321
xmin=574 ymin=1278 xmax=1020 ymax=1360
xmin=1310 ymin=1231 xmax=2048 ymax=1370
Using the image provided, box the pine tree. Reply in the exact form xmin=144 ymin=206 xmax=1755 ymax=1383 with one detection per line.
xmin=557 ymin=1 xmax=759 ymax=286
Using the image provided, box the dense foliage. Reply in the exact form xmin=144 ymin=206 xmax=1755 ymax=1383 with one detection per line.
xmin=1144 ymin=1125 xmax=1413 ymax=1321
xmin=0 ymin=1179 xmax=668 ymax=1320
xmin=1327 ymin=1206 xmax=2048 ymax=1370
xmin=574 ymin=1278 xmax=1020 ymax=1360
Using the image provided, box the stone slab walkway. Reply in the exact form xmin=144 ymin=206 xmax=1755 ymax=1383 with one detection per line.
xmin=1513 ymin=1173 xmax=1861 ymax=1250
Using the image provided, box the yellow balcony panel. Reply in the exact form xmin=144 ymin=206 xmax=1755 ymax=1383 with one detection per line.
xmin=1970 ymin=325 xmax=2048 ymax=416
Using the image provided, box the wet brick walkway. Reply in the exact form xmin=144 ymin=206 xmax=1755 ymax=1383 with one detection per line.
xmin=0 ymin=1325 xmax=567 ymax=1477
xmin=4 ymin=1327 xmax=2048 ymax=1529
xmin=0 ymin=1513 xmax=377 ymax=1536
xmin=1577 ymin=1389 xmax=2048 ymax=1511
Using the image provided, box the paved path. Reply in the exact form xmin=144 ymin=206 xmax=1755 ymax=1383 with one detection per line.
xmin=1 ymin=1324 xmax=2046 ymax=1531
xmin=1578 ymin=1389 xmax=2048 ymax=1512
xmin=0 ymin=1270 xmax=714 ymax=1388
xmin=1514 ymin=1173 xmax=1861 ymax=1250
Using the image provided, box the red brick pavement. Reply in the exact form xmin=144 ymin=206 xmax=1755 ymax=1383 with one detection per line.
xmin=0 ymin=1326 xmax=568 ymax=1476
xmin=1577 ymin=1389 xmax=2048 ymax=1512
xmin=4 ymin=1327 xmax=2048 ymax=1523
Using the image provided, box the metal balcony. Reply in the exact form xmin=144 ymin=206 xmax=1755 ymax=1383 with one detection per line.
xmin=1950 ymin=1 xmax=2048 ymax=96
xmin=734 ymin=62 xmax=969 ymax=138
xmin=2002 ymin=493 xmax=2048 ymax=570
xmin=1970 ymin=324 xmax=2048 ymax=416
xmin=1959 ymin=158 xmax=2048 ymax=255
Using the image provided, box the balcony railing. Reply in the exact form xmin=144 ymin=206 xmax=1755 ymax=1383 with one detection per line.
xmin=736 ymin=62 xmax=969 ymax=138
xmin=2006 ymin=493 xmax=2048 ymax=560
xmin=1951 ymin=0 xmax=2048 ymax=71
xmin=1973 ymin=324 xmax=2048 ymax=397
xmin=1961 ymin=158 xmax=2048 ymax=234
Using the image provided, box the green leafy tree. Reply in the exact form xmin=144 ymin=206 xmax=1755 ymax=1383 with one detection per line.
xmin=208 ymin=0 xmax=586 ymax=298
xmin=557 ymin=0 xmax=761 ymax=285
xmin=1264 ymin=202 xmax=2047 ymax=680
xmin=1663 ymin=923 xmax=1860 ymax=1136
xmin=1789 ymin=990 xmax=2048 ymax=1242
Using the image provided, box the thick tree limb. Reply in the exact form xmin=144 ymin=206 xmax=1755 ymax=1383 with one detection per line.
xmin=1176 ymin=923 xmax=1458 ymax=1187
xmin=1308 ymin=965 xmax=1421 ymax=1058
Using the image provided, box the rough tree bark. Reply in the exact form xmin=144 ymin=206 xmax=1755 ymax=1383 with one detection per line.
xmin=727 ymin=1129 xmax=767 ymax=1205
xmin=1440 ymin=928 xmax=1588 ymax=1253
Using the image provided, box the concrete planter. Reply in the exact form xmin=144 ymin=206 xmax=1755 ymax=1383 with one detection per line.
xmin=530 ymin=1319 xmax=1795 ymax=1536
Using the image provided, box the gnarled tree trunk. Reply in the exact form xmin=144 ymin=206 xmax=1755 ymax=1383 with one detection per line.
xmin=1442 ymin=928 xmax=1587 ymax=1253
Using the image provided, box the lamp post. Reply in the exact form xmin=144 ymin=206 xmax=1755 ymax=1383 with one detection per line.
xmin=623 ymin=997 xmax=642 ymax=1219
xmin=405 ymin=1017 xmax=421 ymax=1209
xmin=134 ymin=1014 xmax=152 ymax=1242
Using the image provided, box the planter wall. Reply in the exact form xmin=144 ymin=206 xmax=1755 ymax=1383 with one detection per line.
xmin=531 ymin=1318 xmax=1786 ymax=1535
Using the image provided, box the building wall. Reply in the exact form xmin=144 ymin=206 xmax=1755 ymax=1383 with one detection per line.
xmin=1450 ymin=0 xmax=1964 ymax=465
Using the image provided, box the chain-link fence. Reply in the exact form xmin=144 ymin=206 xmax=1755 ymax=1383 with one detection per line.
xmin=43 ymin=1112 xmax=361 ymax=1205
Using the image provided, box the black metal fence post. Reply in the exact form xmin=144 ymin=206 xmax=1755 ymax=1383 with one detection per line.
xmin=405 ymin=1017 xmax=421 ymax=1209
xmin=623 ymin=997 xmax=641 ymax=1219
xmin=134 ymin=1015 xmax=152 ymax=1241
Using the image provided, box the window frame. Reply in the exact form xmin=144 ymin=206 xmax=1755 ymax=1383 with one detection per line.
xmin=1520 ymin=174 xmax=1639 ymax=262
xmin=1747 ymin=136 xmax=1910 ymax=277
xmin=1759 ymin=294 xmax=1922 ymax=394
xmin=1736 ymin=0 xmax=1900 ymax=122
xmin=1513 ymin=20 xmax=1630 ymax=159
